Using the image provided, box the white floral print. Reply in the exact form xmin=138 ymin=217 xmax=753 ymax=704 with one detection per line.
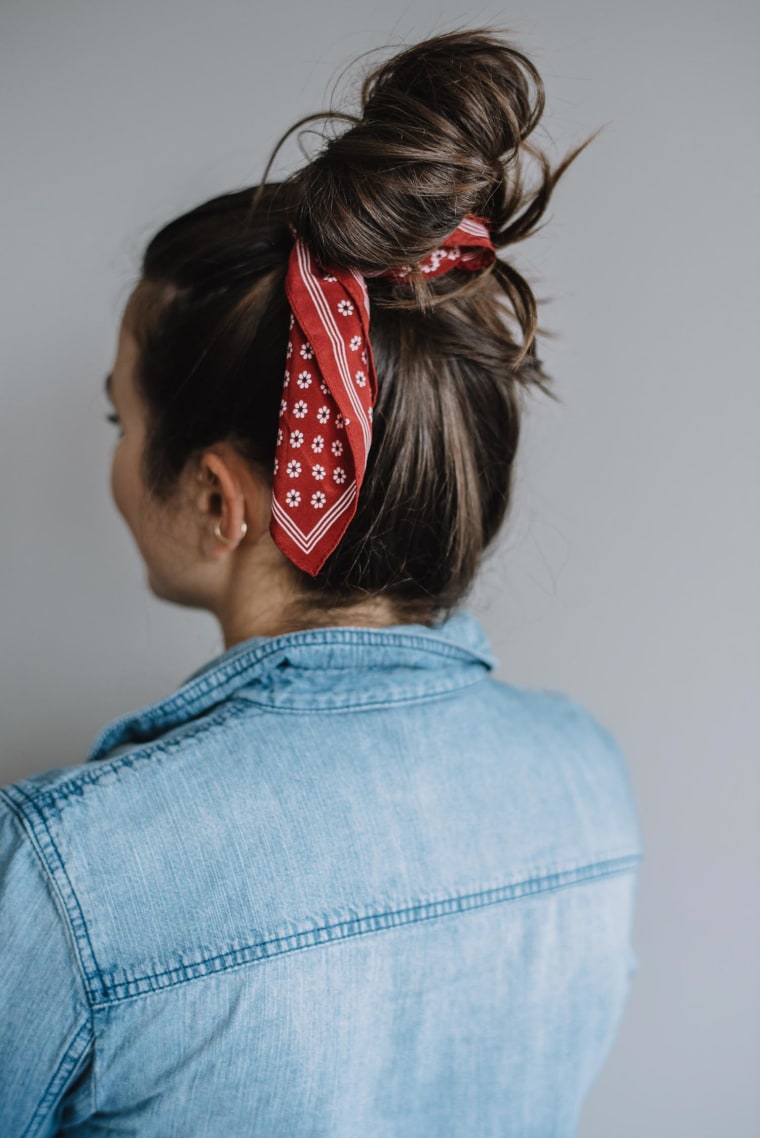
xmin=422 ymin=249 xmax=447 ymax=274
xmin=274 ymin=270 xmax=387 ymax=549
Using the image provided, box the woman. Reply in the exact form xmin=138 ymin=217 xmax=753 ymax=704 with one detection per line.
xmin=0 ymin=27 xmax=643 ymax=1137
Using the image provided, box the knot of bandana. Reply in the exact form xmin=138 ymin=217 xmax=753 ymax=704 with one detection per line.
xmin=270 ymin=213 xmax=495 ymax=576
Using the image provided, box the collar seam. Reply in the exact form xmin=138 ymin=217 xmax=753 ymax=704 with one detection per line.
xmin=230 ymin=671 xmax=490 ymax=713
xmin=173 ymin=630 xmax=493 ymax=709
xmin=85 ymin=616 xmax=496 ymax=760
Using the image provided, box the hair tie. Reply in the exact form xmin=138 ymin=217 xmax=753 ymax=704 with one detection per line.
xmin=270 ymin=213 xmax=495 ymax=576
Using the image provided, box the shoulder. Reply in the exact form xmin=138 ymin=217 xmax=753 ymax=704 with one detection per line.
xmin=479 ymin=678 xmax=644 ymax=857
xmin=480 ymin=673 xmax=632 ymax=761
xmin=488 ymin=675 xmax=633 ymax=760
xmin=0 ymin=791 xmax=94 ymax=1133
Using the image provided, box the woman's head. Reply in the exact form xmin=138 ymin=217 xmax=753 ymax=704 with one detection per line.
xmin=106 ymin=27 xmax=597 ymax=639
xmin=107 ymin=298 xmax=273 ymax=618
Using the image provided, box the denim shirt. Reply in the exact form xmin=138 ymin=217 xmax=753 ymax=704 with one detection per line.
xmin=0 ymin=609 xmax=643 ymax=1137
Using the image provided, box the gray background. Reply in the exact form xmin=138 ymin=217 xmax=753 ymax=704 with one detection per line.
xmin=2 ymin=1 xmax=758 ymax=1133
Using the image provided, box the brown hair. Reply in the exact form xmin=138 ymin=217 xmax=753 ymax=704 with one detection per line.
xmin=124 ymin=26 xmax=599 ymax=629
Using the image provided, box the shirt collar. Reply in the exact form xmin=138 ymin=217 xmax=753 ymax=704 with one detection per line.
xmin=85 ymin=608 xmax=498 ymax=764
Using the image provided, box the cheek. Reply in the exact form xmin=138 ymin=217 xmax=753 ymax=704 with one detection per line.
xmin=109 ymin=442 xmax=128 ymax=519
xmin=110 ymin=437 xmax=142 ymax=529
xmin=109 ymin=438 xmax=180 ymax=572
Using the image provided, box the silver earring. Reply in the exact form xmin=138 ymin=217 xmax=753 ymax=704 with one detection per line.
xmin=214 ymin=519 xmax=247 ymax=544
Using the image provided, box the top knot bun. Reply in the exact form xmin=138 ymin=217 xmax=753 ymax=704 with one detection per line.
xmin=283 ymin=28 xmax=552 ymax=279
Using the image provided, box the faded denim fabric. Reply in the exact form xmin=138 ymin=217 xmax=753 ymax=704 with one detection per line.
xmin=0 ymin=609 xmax=643 ymax=1137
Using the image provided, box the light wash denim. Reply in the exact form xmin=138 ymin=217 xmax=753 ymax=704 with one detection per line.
xmin=0 ymin=609 xmax=643 ymax=1136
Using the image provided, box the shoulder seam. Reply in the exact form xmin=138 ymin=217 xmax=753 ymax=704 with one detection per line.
xmin=3 ymin=700 xmax=252 ymax=805
xmin=0 ymin=793 xmax=96 ymax=1129
xmin=0 ymin=787 xmax=102 ymax=1000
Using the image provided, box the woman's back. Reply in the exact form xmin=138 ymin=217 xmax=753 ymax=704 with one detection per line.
xmin=0 ymin=611 xmax=642 ymax=1136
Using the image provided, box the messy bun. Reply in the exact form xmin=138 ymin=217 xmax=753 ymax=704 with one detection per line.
xmin=287 ymin=30 xmax=546 ymax=263
xmin=126 ymin=27 xmax=598 ymax=629
xmin=260 ymin=27 xmax=597 ymax=346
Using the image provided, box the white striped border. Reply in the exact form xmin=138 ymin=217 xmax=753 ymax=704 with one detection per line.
xmin=271 ymin=479 xmax=358 ymax=553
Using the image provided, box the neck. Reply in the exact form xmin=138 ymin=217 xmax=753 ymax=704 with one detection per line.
xmin=211 ymin=540 xmax=402 ymax=649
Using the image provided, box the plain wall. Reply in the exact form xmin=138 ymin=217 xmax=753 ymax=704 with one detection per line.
xmin=1 ymin=1 xmax=758 ymax=1133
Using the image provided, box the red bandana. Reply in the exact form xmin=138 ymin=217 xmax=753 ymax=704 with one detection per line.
xmin=269 ymin=213 xmax=495 ymax=576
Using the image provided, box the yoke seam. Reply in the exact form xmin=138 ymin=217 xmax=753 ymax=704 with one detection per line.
xmin=86 ymin=852 xmax=642 ymax=1008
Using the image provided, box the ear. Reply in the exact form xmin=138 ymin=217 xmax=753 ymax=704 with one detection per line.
xmin=194 ymin=448 xmax=250 ymax=558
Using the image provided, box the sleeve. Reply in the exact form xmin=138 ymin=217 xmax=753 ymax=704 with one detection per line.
xmin=0 ymin=796 xmax=94 ymax=1137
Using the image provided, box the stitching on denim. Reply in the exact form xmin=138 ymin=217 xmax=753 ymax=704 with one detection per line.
xmin=179 ymin=627 xmax=493 ymax=702
xmin=88 ymin=853 xmax=642 ymax=1008
xmin=3 ymin=785 xmax=103 ymax=989
xmin=231 ymin=671 xmax=490 ymax=713
xmin=22 ymin=673 xmax=492 ymax=803
xmin=13 ymin=700 xmax=253 ymax=806
xmin=0 ymin=792 xmax=96 ymax=1130
xmin=83 ymin=619 xmax=495 ymax=761
xmin=97 ymin=628 xmax=493 ymax=733
xmin=19 ymin=1020 xmax=92 ymax=1138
